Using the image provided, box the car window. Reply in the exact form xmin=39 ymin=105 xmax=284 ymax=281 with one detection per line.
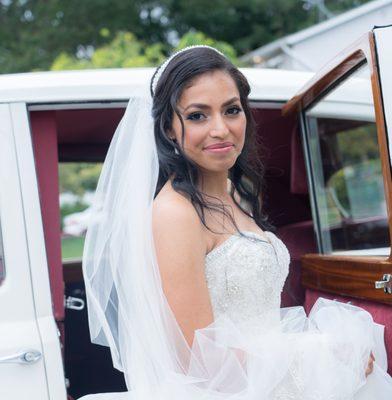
xmin=59 ymin=162 xmax=102 ymax=260
xmin=0 ymin=218 xmax=5 ymax=284
xmin=304 ymin=62 xmax=389 ymax=254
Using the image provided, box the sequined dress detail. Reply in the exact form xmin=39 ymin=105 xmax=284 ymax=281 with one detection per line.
xmin=204 ymin=231 xmax=290 ymax=324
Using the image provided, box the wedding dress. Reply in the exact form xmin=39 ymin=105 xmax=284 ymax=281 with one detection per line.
xmin=79 ymin=229 xmax=392 ymax=400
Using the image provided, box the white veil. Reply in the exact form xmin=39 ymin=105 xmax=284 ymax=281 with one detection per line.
xmin=81 ymin=46 xmax=392 ymax=399
xmin=82 ymin=87 xmax=194 ymax=390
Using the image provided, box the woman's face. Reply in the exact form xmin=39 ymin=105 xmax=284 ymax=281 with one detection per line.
xmin=169 ymin=70 xmax=247 ymax=173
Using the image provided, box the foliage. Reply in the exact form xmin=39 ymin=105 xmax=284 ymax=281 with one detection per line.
xmin=148 ymin=0 xmax=372 ymax=55
xmin=51 ymin=30 xmax=239 ymax=69
xmin=0 ymin=0 xmax=372 ymax=73
xmin=51 ymin=31 xmax=164 ymax=70
xmin=0 ymin=0 xmax=149 ymax=73
xmin=327 ymin=159 xmax=383 ymax=221
xmin=58 ymin=162 xmax=102 ymax=195
xmin=326 ymin=124 xmax=383 ymax=219
xmin=175 ymin=31 xmax=240 ymax=65
xmin=336 ymin=124 xmax=380 ymax=166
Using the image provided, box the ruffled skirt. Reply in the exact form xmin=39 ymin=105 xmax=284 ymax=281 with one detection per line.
xmin=78 ymin=297 xmax=392 ymax=400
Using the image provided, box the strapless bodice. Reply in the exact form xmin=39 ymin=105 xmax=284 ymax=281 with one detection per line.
xmin=205 ymin=231 xmax=290 ymax=324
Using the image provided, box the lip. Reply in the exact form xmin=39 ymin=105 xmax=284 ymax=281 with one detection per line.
xmin=204 ymin=142 xmax=234 ymax=151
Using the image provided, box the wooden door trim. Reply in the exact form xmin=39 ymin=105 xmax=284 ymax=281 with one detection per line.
xmin=282 ymin=33 xmax=371 ymax=116
xmin=301 ymin=254 xmax=392 ymax=305
xmin=369 ymin=28 xmax=392 ymax=260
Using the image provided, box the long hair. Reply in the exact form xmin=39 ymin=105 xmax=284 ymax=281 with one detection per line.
xmin=150 ymin=47 xmax=275 ymax=234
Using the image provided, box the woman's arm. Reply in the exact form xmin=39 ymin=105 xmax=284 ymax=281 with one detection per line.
xmin=152 ymin=194 xmax=214 ymax=347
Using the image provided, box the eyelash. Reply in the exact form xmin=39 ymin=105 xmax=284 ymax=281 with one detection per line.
xmin=186 ymin=106 xmax=243 ymax=121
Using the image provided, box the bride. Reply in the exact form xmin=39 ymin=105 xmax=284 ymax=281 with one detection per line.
xmin=79 ymin=45 xmax=392 ymax=399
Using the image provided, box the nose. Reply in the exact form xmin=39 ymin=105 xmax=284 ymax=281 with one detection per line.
xmin=209 ymin=114 xmax=229 ymax=137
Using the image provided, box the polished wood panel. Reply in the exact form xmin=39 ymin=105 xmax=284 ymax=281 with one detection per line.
xmin=301 ymin=254 xmax=392 ymax=304
xmin=368 ymin=30 xmax=392 ymax=261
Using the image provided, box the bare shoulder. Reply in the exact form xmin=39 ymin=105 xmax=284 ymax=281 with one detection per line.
xmin=152 ymin=184 xmax=207 ymax=261
xmin=153 ymin=184 xmax=214 ymax=344
xmin=153 ymin=186 xmax=201 ymax=234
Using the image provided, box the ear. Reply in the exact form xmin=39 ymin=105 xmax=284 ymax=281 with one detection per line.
xmin=167 ymin=129 xmax=176 ymax=141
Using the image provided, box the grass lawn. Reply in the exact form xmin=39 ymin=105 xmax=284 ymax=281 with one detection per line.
xmin=62 ymin=236 xmax=85 ymax=260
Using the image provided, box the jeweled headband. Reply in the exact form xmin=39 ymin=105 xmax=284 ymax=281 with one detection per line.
xmin=151 ymin=45 xmax=226 ymax=96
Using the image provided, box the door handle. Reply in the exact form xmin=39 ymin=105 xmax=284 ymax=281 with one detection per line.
xmin=375 ymin=274 xmax=392 ymax=294
xmin=0 ymin=349 xmax=42 ymax=364
xmin=64 ymin=295 xmax=85 ymax=311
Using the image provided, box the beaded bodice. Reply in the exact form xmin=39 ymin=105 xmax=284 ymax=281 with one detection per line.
xmin=205 ymin=231 xmax=290 ymax=325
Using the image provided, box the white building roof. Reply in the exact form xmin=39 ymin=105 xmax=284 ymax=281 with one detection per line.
xmin=0 ymin=67 xmax=313 ymax=104
xmin=241 ymin=0 xmax=392 ymax=64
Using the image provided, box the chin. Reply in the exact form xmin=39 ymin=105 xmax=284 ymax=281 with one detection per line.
xmin=200 ymin=159 xmax=237 ymax=173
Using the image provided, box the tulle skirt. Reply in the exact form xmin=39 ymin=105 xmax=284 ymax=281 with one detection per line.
xmin=78 ymin=297 xmax=392 ymax=400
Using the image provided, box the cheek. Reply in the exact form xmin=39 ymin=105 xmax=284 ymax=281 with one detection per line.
xmin=172 ymin=121 xmax=201 ymax=153
xmin=183 ymin=124 xmax=207 ymax=151
xmin=232 ymin=116 xmax=247 ymax=143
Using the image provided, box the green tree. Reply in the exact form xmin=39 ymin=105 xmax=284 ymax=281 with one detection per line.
xmin=51 ymin=31 xmax=166 ymax=70
xmin=1 ymin=0 xmax=372 ymax=73
xmin=58 ymin=162 xmax=102 ymax=195
xmin=175 ymin=31 xmax=239 ymax=64
xmin=0 ymin=0 xmax=161 ymax=73
xmin=155 ymin=0 xmax=372 ymax=54
xmin=51 ymin=30 xmax=239 ymax=70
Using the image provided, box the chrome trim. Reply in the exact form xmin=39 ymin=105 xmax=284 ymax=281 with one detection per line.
xmin=375 ymin=274 xmax=392 ymax=294
xmin=28 ymin=101 xmax=128 ymax=111
xmin=299 ymin=112 xmax=323 ymax=253
xmin=0 ymin=349 xmax=42 ymax=364
xmin=65 ymin=295 xmax=85 ymax=311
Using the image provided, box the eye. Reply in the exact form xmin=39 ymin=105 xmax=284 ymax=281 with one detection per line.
xmin=226 ymin=106 xmax=242 ymax=115
xmin=186 ymin=112 xmax=206 ymax=122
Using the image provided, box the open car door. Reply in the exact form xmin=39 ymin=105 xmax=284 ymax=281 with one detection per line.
xmin=283 ymin=25 xmax=392 ymax=372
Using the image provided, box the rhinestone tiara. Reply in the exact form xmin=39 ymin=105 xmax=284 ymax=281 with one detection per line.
xmin=151 ymin=45 xmax=226 ymax=96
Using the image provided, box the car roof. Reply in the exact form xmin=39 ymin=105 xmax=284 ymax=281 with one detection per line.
xmin=0 ymin=67 xmax=313 ymax=104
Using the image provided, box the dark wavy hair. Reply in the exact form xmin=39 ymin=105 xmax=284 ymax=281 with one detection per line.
xmin=150 ymin=47 xmax=275 ymax=235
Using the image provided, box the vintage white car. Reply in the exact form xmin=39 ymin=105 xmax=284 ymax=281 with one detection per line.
xmin=0 ymin=26 xmax=391 ymax=399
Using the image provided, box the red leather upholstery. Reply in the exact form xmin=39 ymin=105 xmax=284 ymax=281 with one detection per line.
xmin=278 ymin=221 xmax=317 ymax=307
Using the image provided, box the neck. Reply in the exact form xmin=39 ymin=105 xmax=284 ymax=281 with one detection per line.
xmin=198 ymin=170 xmax=231 ymax=201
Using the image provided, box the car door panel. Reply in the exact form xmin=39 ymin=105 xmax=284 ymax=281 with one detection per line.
xmin=283 ymin=26 xmax=392 ymax=374
xmin=0 ymin=103 xmax=67 ymax=399
xmin=0 ymin=103 xmax=49 ymax=399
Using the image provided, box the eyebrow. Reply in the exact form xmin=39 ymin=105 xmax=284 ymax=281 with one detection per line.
xmin=182 ymin=96 xmax=240 ymax=112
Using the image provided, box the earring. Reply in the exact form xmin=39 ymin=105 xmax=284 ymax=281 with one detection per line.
xmin=171 ymin=137 xmax=179 ymax=155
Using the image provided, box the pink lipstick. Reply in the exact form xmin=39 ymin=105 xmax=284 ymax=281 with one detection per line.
xmin=204 ymin=142 xmax=234 ymax=153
